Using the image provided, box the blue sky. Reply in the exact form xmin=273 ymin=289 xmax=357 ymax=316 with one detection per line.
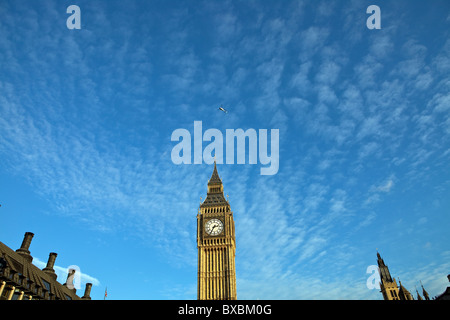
xmin=0 ymin=0 xmax=449 ymax=300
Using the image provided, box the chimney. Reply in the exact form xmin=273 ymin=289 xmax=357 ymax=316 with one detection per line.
xmin=82 ymin=283 xmax=92 ymax=300
xmin=16 ymin=232 xmax=34 ymax=263
xmin=43 ymin=252 xmax=58 ymax=280
xmin=447 ymin=274 xmax=450 ymax=283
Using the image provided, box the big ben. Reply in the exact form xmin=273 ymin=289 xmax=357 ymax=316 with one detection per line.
xmin=197 ymin=161 xmax=237 ymax=300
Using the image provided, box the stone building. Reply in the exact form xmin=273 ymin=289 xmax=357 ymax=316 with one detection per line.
xmin=0 ymin=232 xmax=92 ymax=300
xmin=197 ymin=162 xmax=237 ymax=300
xmin=377 ymin=251 xmax=433 ymax=300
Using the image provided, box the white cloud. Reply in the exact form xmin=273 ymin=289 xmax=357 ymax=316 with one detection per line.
xmin=371 ymin=176 xmax=395 ymax=193
xmin=429 ymin=92 xmax=450 ymax=113
xmin=315 ymin=61 xmax=341 ymax=85
xmin=356 ymin=115 xmax=383 ymax=140
xmin=300 ymin=26 xmax=329 ymax=55
xmin=369 ymin=34 xmax=394 ymax=59
xmin=33 ymin=257 xmax=101 ymax=288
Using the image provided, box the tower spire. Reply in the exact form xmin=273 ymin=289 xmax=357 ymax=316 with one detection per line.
xmin=398 ymin=279 xmax=413 ymax=300
xmin=208 ymin=160 xmax=222 ymax=186
xmin=201 ymin=162 xmax=228 ymax=207
xmin=415 ymin=286 xmax=423 ymax=300
xmin=421 ymin=281 xmax=430 ymax=300
xmin=377 ymin=251 xmax=400 ymax=300
xmin=377 ymin=251 xmax=393 ymax=283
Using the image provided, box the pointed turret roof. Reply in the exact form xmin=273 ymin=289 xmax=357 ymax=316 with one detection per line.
xmin=398 ymin=280 xmax=413 ymax=300
xmin=377 ymin=251 xmax=385 ymax=265
xmin=208 ymin=161 xmax=222 ymax=185
xmin=377 ymin=251 xmax=393 ymax=283
xmin=421 ymin=281 xmax=430 ymax=300
xmin=200 ymin=161 xmax=229 ymax=208
xmin=416 ymin=288 xmax=423 ymax=300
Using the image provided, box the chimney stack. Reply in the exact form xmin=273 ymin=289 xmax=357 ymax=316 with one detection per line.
xmin=16 ymin=232 xmax=34 ymax=263
xmin=43 ymin=252 xmax=58 ymax=280
xmin=82 ymin=283 xmax=92 ymax=300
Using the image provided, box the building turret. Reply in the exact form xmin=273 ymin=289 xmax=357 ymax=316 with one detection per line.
xmin=377 ymin=251 xmax=400 ymax=300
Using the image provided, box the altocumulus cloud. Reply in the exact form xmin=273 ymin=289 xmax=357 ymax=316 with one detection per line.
xmin=33 ymin=257 xmax=101 ymax=288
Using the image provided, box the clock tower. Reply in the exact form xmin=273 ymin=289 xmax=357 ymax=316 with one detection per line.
xmin=197 ymin=162 xmax=237 ymax=300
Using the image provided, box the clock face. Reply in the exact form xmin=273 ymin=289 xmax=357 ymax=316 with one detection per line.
xmin=205 ymin=218 xmax=224 ymax=236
